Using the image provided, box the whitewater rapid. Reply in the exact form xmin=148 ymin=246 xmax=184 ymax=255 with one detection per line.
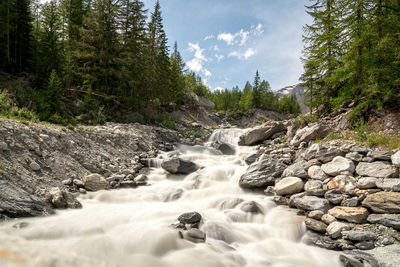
xmin=0 ymin=128 xmax=341 ymax=267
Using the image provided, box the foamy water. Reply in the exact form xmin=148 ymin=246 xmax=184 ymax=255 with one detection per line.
xmin=0 ymin=128 xmax=341 ymax=267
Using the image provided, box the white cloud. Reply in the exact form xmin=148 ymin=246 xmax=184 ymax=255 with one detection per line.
xmin=217 ymin=33 xmax=236 ymax=45
xmin=228 ymin=48 xmax=256 ymax=60
xmin=187 ymin=58 xmax=203 ymax=72
xmin=204 ymin=34 xmax=215 ymax=40
xmin=203 ymin=69 xmax=212 ymax=77
xmin=187 ymin=42 xmax=208 ymax=72
xmin=212 ymin=45 xmax=220 ymax=51
xmin=252 ymin=23 xmax=264 ymax=36
xmin=215 ymin=54 xmax=224 ymax=61
xmin=237 ymin=29 xmax=249 ymax=46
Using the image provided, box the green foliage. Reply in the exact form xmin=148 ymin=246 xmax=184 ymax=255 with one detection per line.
xmin=155 ymin=114 xmax=176 ymax=129
xmin=0 ymin=90 xmax=38 ymax=121
xmin=302 ymin=0 xmax=400 ymax=122
xmin=292 ymin=113 xmax=319 ymax=128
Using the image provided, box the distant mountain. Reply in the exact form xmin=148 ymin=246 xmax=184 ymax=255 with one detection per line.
xmin=273 ymin=84 xmax=310 ymax=113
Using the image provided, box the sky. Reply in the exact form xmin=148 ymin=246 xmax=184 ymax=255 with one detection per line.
xmin=142 ymin=0 xmax=312 ymax=91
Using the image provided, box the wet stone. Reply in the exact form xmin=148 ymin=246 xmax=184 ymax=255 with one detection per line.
xmin=178 ymin=212 xmax=202 ymax=225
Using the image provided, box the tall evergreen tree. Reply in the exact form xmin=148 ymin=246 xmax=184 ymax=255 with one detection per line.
xmin=252 ymin=70 xmax=261 ymax=107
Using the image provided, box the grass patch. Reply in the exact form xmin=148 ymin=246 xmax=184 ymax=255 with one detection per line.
xmin=155 ymin=115 xmax=176 ymax=130
xmin=292 ymin=113 xmax=319 ymax=129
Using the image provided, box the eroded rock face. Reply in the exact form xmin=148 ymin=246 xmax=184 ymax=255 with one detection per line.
xmin=0 ymin=181 xmax=53 ymax=217
xmin=161 ymin=158 xmax=198 ymax=174
xmin=362 ymin=192 xmax=400 ymax=213
xmin=321 ymin=156 xmax=355 ymax=176
xmin=239 ymin=159 xmax=286 ymax=188
xmin=82 ymin=173 xmax=110 ymax=191
xmin=356 ymin=162 xmax=398 ymax=178
xmin=275 ymin=177 xmax=304 ymax=196
xmin=238 ymin=121 xmax=285 ymax=146
xmin=328 ymin=206 xmax=369 ymax=223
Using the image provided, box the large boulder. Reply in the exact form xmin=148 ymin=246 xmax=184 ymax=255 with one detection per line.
xmin=0 ymin=181 xmax=53 ymax=218
xmin=282 ymin=160 xmax=308 ymax=178
xmin=82 ymin=173 xmax=110 ymax=191
xmin=356 ymin=162 xmax=398 ymax=178
xmin=161 ymin=158 xmax=198 ymax=174
xmin=367 ymin=214 xmax=400 ymax=229
xmin=391 ymin=151 xmax=400 ymax=167
xmin=362 ymin=192 xmax=400 ymax=213
xmin=289 ymin=123 xmax=329 ymax=147
xmin=275 ymin=177 xmax=304 ymax=196
xmin=293 ymin=195 xmax=331 ymax=211
xmin=328 ymin=206 xmax=369 ymax=223
xmin=239 ymin=159 xmax=286 ymax=188
xmin=238 ymin=121 xmax=285 ymax=146
xmin=321 ymin=156 xmax=355 ymax=176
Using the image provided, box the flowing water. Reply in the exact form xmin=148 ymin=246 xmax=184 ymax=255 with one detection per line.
xmin=0 ymin=128 xmax=341 ymax=267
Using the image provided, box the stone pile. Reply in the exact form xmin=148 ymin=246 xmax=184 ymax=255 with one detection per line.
xmin=238 ymin=121 xmax=400 ymax=251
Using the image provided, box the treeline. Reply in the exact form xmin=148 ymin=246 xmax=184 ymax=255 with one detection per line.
xmin=302 ymin=0 xmax=400 ymax=122
xmin=0 ymin=0 xmax=208 ymax=124
xmin=209 ymin=71 xmax=301 ymax=115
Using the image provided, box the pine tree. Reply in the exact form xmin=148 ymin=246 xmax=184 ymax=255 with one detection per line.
xmin=169 ymin=41 xmax=185 ymax=105
xmin=252 ymin=70 xmax=261 ymax=108
xmin=239 ymin=81 xmax=253 ymax=112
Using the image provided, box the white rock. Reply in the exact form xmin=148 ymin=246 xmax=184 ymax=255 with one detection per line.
xmin=0 ymin=141 xmax=8 ymax=151
xmin=326 ymin=221 xmax=350 ymax=239
xmin=392 ymin=151 xmax=400 ymax=167
xmin=357 ymin=177 xmax=377 ymax=189
xmin=275 ymin=177 xmax=304 ymax=196
xmin=356 ymin=161 xmax=398 ymax=178
xmin=29 ymin=162 xmax=41 ymax=171
xmin=308 ymin=165 xmax=328 ymax=181
xmin=321 ymin=156 xmax=355 ymax=176
xmin=82 ymin=173 xmax=109 ymax=191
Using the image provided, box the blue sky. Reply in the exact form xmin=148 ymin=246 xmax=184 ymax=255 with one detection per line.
xmin=143 ymin=0 xmax=311 ymax=91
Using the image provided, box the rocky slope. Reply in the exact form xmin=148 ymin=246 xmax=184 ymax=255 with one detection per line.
xmin=236 ymin=114 xmax=400 ymax=266
xmin=0 ymin=118 xmax=210 ymax=219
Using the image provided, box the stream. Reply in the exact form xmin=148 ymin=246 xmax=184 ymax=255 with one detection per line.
xmin=0 ymin=128 xmax=341 ymax=267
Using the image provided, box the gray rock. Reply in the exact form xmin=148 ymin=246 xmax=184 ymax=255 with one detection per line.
xmin=263 ymin=186 xmax=275 ymax=196
xmin=290 ymin=123 xmax=329 ymax=147
xmin=305 ymin=159 xmax=321 ymax=170
xmin=0 ymin=181 xmax=53 ymax=217
xmin=29 ymin=161 xmax=41 ymax=171
xmin=82 ymin=173 xmax=109 ymax=191
xmin=79 ymin=188 xmax=86 ymax=194
xmin=305 ymin=218 xmax=327 ymax=233
xmin=391 ymin=151 xmax=400 ymax=167
xmin=161 ymin=157 xmax=198 ymax=174
xmin=305 ymin=180 xmax=326 ymax=196
xmin=213 ymin=141 xmax=235 ymax=155
xmin=358 ymin=177 xmax=377 ymax=189
xmin=288 ymin=192 xmax=305 ymax=208
xmin=308 ymin=210 xmax=324 ymax=220
xmin=350 ymin=146 xmax=371 ymax=154
xmin=178 ymin=211 xmax=202 ymax=224
xmin=362 ymin=192 xmax=400 ymax=213
xmin=355 ymin=241 xmax=375 ymax=250
xmin=362 ymin=156 xmax=375 ymax=162
xmin=273 ymin=196 xmax=288 ymax=205
xmin=307 ymin=165 xmax=328 ymax=181
xmin=304 ymin=231 xmax=350 ymax=250
xmin=48 ymin=187 xmax=82 ymax=209
xmin=325 ymin=189 xmax=346 ymax=205
xmin=62 ymin=179 xmax=72 ymax=185
xmin=341 ymin=197 xmax=358 ymax=207
xmin=282 ymin=160 xmax=308 ymax=178
xmin=321 ymin=214 xmax=336 ymax=225
xmin=376 ymin=178 xmax=400 ymax=191
xmin=239 ymin=159 xmax=286 ymax=188
xmin=182 ymin=228 xmax=206 ymax=243
xmin=342 ymin=230 xmax=377 ymax=241
xmin=326 ymin=221 xmax=351 ymax=239
xmin=367 ymin=214 xmax=400 ymax=229
xmin=321 ymin=156 xmax=355 ymax=176
xmin=356 ymin=161 xmax=398 ymax=178
xmin=275 ymin=177 xmax=304 ymax=195
xmin=238 ymin=121 xmax=286 ymax=146
xmin=367 ymin=151 xmax=392 ymax=161
xmin=0 ymin=141 xmax=8 ymax=151
xmin=245 ymin=152 xmax=262 ymax=165
xmin=119 ymin=180 xmax=137 ymax=188
xmin=346 ymin=152 xmax=363 ymax=162
xmin=293 ymin=195 xmax=331 ymax=211
xmin=73 ymin=179 xmax=84 ymax=187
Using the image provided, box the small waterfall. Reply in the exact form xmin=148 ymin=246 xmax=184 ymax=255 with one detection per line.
xmin=0 ymin=128 xmax=341 ymax=267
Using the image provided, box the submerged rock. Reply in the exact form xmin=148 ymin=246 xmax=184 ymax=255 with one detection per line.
xmin=161 ymin=157 xmax=198 ymax=174
xmin=182 ymin=228 xmax=206 ymax=243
